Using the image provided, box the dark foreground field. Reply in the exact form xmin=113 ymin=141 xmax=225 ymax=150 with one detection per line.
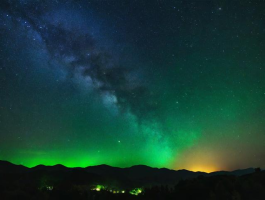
xmin=0 ymin=161 xmax=264 ymax=200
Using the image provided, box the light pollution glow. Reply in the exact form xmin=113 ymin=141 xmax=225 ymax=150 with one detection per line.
xmin=0 ymin=0 xmax=265 ymax=172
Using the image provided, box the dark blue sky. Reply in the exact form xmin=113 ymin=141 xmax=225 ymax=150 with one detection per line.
xmin=0 ymin=0 xmax=265 ymax=172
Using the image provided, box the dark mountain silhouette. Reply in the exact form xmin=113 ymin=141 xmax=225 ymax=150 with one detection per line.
xmin=0 ymin=160 xmax=258 ymax=187
xmin=0 ymin=160 xmax=264 ymax=200
xmin=85 ymin=164 xmax=207 ymax=187
xmin=0 ymin=160 xmax=29 ymax=173
xmin=31 ymin=164 xmax=69 ymax=172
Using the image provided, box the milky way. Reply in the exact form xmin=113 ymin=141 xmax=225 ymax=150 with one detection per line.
xmin=0 ymin=0 xmax=265 ymax=172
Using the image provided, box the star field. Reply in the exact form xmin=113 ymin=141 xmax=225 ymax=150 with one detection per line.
xmin=0 ymin=0 xmax=265 ymax=172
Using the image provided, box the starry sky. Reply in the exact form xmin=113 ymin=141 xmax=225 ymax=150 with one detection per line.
xmin=0 ymin=0 xmax=265 ymax=172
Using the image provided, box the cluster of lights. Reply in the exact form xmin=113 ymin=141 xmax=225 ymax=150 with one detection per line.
xmin=129 ymin=188 xmax=142 ymax=195
xmin=91 ymin=185 xmax=142 ymax=195
xmin=92 ymin=185 xmax=105 ymax=192
xmin=110 ymin=190 xmax=125 ymax=194
xmin=46 ymin=186 xmax=53 ymax=191
xmin=40 ymin=183 xmax=143 ymax=196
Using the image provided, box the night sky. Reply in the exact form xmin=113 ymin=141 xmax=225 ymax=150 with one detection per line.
xmin=1 ymin=0 xmax=265 ymax=172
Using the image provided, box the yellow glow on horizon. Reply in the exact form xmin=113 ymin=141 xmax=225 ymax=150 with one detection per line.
xmin=189 ymin=165 xmax=217 ymax=173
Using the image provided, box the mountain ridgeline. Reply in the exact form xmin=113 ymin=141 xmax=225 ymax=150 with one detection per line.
xmin=0 ymin=160 xmax=264 ymax=200
xmin=0 ymin=160 xmax=256 ymax=187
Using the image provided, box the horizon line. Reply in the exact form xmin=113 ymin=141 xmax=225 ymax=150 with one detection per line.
xmin=0 ymin=159 xmax=260 ymax=173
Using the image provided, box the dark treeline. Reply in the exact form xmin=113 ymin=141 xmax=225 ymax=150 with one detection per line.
xmin=0 ymin=169 xmax=264 ymax=200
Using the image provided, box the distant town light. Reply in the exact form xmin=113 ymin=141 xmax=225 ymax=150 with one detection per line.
xmin=47 ymin=186 xmax=53 ymax=191
xmin=130 ymin=188 xmax=143 ymax=195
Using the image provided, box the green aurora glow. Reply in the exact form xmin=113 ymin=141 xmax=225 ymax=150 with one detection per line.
xmin=0 ymin=0 xmax=265 ymax=172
